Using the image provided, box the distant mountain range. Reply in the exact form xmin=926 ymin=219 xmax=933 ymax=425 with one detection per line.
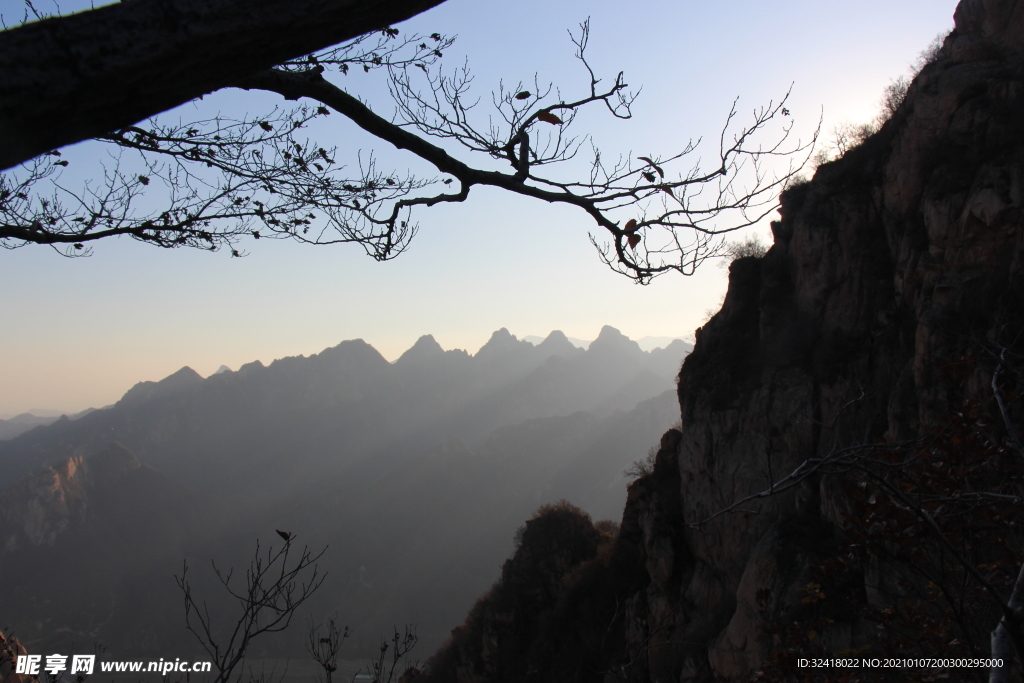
xmin=0 ymin=408 xmax=96 ymax=441
xmin=520 ymin=334 xmax=689 ymax=352
xmin=0 ymin=326 xmax=690 ymax=660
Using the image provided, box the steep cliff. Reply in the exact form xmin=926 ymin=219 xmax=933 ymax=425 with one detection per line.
xmin=0 ymin=443 xmax=212 ymax=655
xmin=423 ymin=0 xmax=1024 ymax=679
xmin=0 ymin=442 xmax=140 ymax=550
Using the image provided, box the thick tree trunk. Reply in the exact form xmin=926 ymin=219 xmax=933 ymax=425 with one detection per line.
xmin=0 ymin=0 xmax=446 ymax=170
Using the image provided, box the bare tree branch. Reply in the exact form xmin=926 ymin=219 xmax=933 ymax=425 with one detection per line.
xmin=1 ymin=18 xmax=814 ymax=282
xmin=366 ymin=625 xmax=418 ymax=683
xmin=307 ymin=614 xmax=349 ymax=683
xmin=176 ymin=535 xmax=327 ymax=683
xmin=0 ymin=0 xmax=447 ymax=170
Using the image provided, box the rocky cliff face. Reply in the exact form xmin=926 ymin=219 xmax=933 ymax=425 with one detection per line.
xmin=423 ymin=0 xmax=1024 ymax=679
xmin=0 ymin=442 xmax=140 ymax=551
xmin=665 ymin=0 xmax=1024 ymax=675
xmin=0 ymin=442 xmax=214 ymax=656
xmin=0 ymin=630 xmax=36 ymax=683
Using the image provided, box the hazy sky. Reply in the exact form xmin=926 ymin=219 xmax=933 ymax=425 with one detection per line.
xmin=0 ymin=0 xmax=957 ymax=415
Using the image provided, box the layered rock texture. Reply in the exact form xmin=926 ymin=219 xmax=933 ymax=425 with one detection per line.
xmin=422 ymin=0 xmax=1024 ymax=679
xmin=1 ymin=442 xmax=141 ymax=550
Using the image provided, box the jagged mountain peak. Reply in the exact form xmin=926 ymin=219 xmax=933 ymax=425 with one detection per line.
xmin=117 ymin=366 xmax=202 ymax=407
xmin=595 ymin=324 xmax=627 ymax=340
xmin=238 ymin=359 xmax=264 ymax=374
xmin=396 ymin=334 xmax=446 ymax=366
xmin=587 ymin=325 xmax=644 ymax=357
xmin=539 ymin=329 xmax=566 ymax=343
xmin=162 ymin=366 xmax=203 ymax=384
xmin=536 ymin=330 xmax=580 ymax=357
xmin=483 ymin=326 xmax=516 ymax=345
xmin=315 ymin=338 xmax=389 ymax=367
xmin=475 ymin=327 xmax=532 ymax=362
xmin=650 ymin=338 xmax=693 ymax=358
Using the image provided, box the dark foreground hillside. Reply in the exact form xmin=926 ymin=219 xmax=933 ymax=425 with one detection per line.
xmin=419 ymin=0 xmax=1024 ymax=679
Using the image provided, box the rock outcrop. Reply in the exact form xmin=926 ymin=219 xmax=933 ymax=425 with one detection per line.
xmin=421 ymin=0 xmax=1024 ymax=679
xmin=0 ymin=442 xmax=140 ymax=551
xmin=423 ymin=501 xmax=613 ymax=682
xmin=659 ymin=0 xmax=1024 ymax=674
xmin=0 ymin=441 xmax=215 ymax=656
xmin=0 ymin=630 xmax=37 ymax=683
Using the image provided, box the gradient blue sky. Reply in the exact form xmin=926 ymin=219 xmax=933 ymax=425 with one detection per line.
xmin=0 ymin=0 xmax=958 ymax=415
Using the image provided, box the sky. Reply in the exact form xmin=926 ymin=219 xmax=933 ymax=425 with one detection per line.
xmin=0 ymin=0 xmax=958 ymax=416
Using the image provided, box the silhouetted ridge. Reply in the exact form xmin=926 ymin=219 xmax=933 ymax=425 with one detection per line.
xmin=423 ymin=501 xmax=611 ymax=682
xmin=159 ymin=365 xmax=203 ymax=386
xmin=474 ymin=327 xmax=532 ymax=362
xmin=589 ymin=325 xmax=643 ymax=352
xmin=587 ymin=325 xmax=644 ymax=358
xmin=117 ymin=366 xmax=202 ymax=406
xmin=396 ymin=334 xmax=446 ymax=366
xmin=238 ymin=359 xmax=264 ymax=374
xmin=0 ymin=324 xmax=691 ymax=659
xmin=654 ymin=338 xmax=692 ymax=356
xmin=536 ymin=329 xmax=581 ymax=357
xmin=312 ymin=338 xmax=390 ymax=367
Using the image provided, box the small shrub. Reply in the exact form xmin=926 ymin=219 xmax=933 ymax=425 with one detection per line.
xmin=593 ymin=519 xmax=619 ymax=539
xmin=514 ymin=500 xmax=594 ymax=549
xmin=785 ymin=173 xmax=812 ymax=189
xmin=723 ymin=233 xmax=769 ymax=261
xmin=624 ymin=446 xmax=658 ymax=479
xmin=913 ymin=31 xmax=948 ymax=74
xmin=812 ymin=121 xmax=877 ymax=169
xmin=878 ymin=30 xmax=949 ymax=126
xmin=834 ymin=121 xmax=877 ymax=155
xmin=810 ymin=31 xmax=949 ymax=171
xmin=879 ymin=75 xmax=910 ymax=121
xmin=810 ymin=148 xmax=832 ymax=169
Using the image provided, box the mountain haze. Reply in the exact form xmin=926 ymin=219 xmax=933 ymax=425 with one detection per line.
xmin=0 ymin=327 xmax=688 ymax=659
xmin=0 ymin=408 xmax=95 ymax=441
